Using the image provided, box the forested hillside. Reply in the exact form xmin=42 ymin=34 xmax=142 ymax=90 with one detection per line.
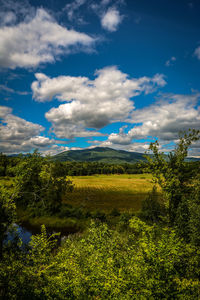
xmin=53 ymin=147 xmax=148 ymax=163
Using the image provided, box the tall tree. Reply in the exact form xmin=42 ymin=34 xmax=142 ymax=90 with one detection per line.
xmin=0 ymin=184 xmax=17 ymax=258
xmin=146 ymin=129 xmax=200 ymax=225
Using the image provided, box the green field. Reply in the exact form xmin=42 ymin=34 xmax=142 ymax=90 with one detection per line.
xmin=0 ymin=174 xmax=160 ymax=229
xmin=64 ymin=174 xmax=159 ymax=213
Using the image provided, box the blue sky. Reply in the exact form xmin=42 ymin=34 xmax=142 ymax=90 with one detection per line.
xmin=0 ymin=0 xmax=200 ymax=156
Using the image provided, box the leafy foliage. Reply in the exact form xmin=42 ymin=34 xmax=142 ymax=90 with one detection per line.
xmin=140 ymin=186 xmax=166 ymax=223
xmin=0 ymin=183 xmax=17 ymax=258
xmin=14 ymin=150 xmax=73 ymax=216
xmin=145 ymin=129 xmax=200 ymax=225
xmin=1 ymin=219 xmax=200 ymax=299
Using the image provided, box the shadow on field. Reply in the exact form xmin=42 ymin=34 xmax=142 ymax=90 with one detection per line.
xmin=63 ymin=186 xmax=159 ymax=212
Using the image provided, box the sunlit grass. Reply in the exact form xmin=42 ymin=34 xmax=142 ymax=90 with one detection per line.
xmin=64 ymin=174 xmax=160 ymax=213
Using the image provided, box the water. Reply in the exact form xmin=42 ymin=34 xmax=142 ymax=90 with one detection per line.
xmin=6 ymin=222 xmax=79 ymax=245
xmin=5 ymin=224 xmax=33 ymax=245
xmin=16 ymin=224 xmax=33 ymax=244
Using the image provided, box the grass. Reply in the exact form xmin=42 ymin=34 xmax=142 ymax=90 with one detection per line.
xmin=2 ymin=174 xmax=161 ymax=231
xmin=64 ymin=174 xmax=160 ymax=213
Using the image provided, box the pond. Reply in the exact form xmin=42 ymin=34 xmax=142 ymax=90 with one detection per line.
xmin=7 ymin=222 xmax=80 ymax=245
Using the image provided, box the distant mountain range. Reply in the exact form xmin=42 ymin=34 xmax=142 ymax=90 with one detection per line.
xmin=53 ymin=147 xmax=199 ymax=164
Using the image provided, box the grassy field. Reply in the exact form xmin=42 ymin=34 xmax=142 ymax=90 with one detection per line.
xmin=64 ymin=174 xmax=159 ymax=213
xmin=1 ymin=174 xmax=160 ymax=230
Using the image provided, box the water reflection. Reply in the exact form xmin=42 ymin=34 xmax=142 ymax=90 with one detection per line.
xmin=7 ymin=222 xmax=79 ymax=245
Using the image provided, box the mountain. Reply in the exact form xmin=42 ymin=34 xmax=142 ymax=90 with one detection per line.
xmin=8 ymin=147 xmax=200 ymax=164
xmin=53 ymin=147 xmax=148 ymax=164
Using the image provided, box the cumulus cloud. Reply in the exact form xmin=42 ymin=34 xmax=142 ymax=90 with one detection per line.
xmin=0 ymin=8 xmax=95 ymax=69
xmin=101 ymin=7 xmax=123 ymax=31
xmin=107 ymin=93 xmax=200 ymax=146
xmin=31 ymin=66 xmax=166 ymax=139
xmin=108 ymin=132 xmax=132 ymax=145
xmin=0 ymin=107 xmax=43 ymax=141
xmin=90 ymin=0 xmax=124 ymax=31
xmin=0 ymin=105 xmax=56 ymax=154
xmin=108 ymin=125 xmax=131 ymax=145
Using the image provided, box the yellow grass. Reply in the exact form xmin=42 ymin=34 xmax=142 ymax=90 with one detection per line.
xmin=64 ymin=174 xmax=159 ymax=213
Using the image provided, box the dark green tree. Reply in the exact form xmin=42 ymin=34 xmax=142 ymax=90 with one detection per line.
xmin=0 ymin=184 xmax=17 ymax=258
xmin=146 ymin=129 xmax=200 ymax=225
xmin=0 ymin=153 xmax=8 ymax=177
xmin=15 ymin=150 xmax=73 ymax=215
xmin=14 ymin=150 xmax=44 ymax=207
xmin=39 ymin=163 xmax=73 ymax=214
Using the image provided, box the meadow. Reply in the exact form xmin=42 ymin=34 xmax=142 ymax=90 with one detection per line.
xmin=0 ymin=174 xmax=160 ymax=230
xmin=64 ymin=173 xmax=159 ymax=213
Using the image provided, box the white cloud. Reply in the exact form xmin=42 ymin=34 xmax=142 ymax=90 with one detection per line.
xmin=90 ymin=0 xmax=124 ymax=32
xmin=38 ymin=145 xmax=70 ymax=156
xmin=0 ymin=106 xmax=12 ymax=118
xmin=165 ymin=56 xmax=176 ymax=67
xmin=101 ymin=7 xmax=123 ymax=31
xmin=107 ymin=93 xmax=200 ymax=146
xmin=64 ymin=0 xmax=87 ymax=24
xmin=0 ymin=105 xmax=83 ymax=155
xmin=108 ymin=132 xmax=132 ymax=145
xmin=88 ymin=139 xmax=151 ymax=153
xmin=31 ymin=66 xmax=166 ymax=139
xmin=0 ymin=107 xmax=44 ymax=142
xmin=0 ymin=8 xmax=95 ymax=69
xmin=0 ymin=105 xmax=56 ymax=154
xmin=194 ymin=46 xmax=200 ymax=60
xmin=0 ymin=0 xmax=34 ymax=26
xmin=0 ymin=11 xmax=16 ymax=26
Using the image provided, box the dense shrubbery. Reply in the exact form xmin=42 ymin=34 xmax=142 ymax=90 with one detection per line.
xmin=1 ymin=218 xmax=200 ymax=299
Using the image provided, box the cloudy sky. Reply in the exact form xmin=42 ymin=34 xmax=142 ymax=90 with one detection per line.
xmin=0 ymin=0 xmax=200 ymax=156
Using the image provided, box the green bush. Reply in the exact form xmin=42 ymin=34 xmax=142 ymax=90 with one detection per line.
xmin=140 ymin=186 xmax=165 ymax=223
xmin=1 ymin=219 xmax=200 ymax=299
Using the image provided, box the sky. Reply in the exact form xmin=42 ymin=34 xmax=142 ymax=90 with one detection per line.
xmin=0 ymin=0 xmax=200 ymax=156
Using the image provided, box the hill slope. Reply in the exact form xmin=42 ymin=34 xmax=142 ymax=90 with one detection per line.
xmin=53 ymin=147 xmax=147 ymax=164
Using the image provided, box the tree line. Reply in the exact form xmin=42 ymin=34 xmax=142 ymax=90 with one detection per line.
xmin=1 ymin=153 xmax=199 ymax=178
xmin=0 ymin=154 xmax=149 ymax=177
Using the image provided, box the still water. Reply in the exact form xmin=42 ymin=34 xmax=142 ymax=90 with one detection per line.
xmin=7 ymin=222 xmax=79 ymax=244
